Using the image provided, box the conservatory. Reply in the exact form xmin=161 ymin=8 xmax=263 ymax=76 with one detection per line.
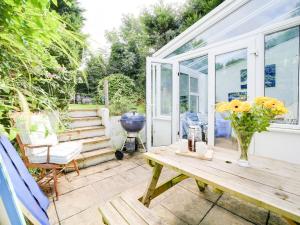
xmin=146 ymin=0 xmax=300 ymax=164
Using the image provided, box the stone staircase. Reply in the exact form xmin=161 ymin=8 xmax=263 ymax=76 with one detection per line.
xmin=59 ymin=107 xmax=115 ymax=169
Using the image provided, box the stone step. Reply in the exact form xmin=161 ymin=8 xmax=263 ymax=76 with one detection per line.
xmin=68 ymin=108 xmax=99 ymax=118
xmin=75 ymin=148 xmax=116 ymax=169
xmin=68 ymin=136 xmax=111 ymax=152
xmin=68 ymin=117 xmax=102 ymax=129
xmin=58 ymin=126 xmax=105 ymax=142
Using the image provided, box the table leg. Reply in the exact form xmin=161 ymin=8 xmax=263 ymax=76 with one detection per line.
xmin=195 ymin=180 xmax=207 ymax=192
xmin=142 ymin=162 xmax=163 ymax=207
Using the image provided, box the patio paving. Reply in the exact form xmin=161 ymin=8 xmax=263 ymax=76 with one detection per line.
xmin=47 ymin=153 xmax=291 ymax=225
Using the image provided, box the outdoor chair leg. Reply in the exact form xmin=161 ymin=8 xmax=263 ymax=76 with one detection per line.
xmin=53 ymin=169 xmax=59 ymax=200
xmin=72 ymin=160 xmax=80 ymax=176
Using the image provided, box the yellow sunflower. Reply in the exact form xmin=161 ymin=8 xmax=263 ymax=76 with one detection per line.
xmin=263 ymin=99 xmax=281 ymax=109
xmin=216 ymin=102 xmax=231 ymax=112
xmin=254 ymin=96 xmax=271 ymax=105
xmin=240 ymin=102 xmax=252 ymax=112
xmin=229 ymin=99 xmax=243 ymax=112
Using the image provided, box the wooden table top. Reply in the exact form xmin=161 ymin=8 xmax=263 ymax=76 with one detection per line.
xmin=143 ymin=144 xmax=300 ymax=223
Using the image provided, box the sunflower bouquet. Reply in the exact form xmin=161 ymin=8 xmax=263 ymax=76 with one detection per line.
xmin=216 ymin=97 xmax=288 ymax=167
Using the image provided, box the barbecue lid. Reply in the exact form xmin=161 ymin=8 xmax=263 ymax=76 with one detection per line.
xmin=120 ymin=111 xmax=145 ymax=122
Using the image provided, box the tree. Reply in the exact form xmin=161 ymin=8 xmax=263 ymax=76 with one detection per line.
xmin=107 ymin=41 xmax=142 ymax=81
xmin=50 ymin=0 xmax=86 ymax=71
xmin=179 ymin=0 xmax=224 ymax=32
xmin=140 ymin=2 xmax=180 ymax=51
xmin=83 ymin=54 xmax=107 ymax=94
xmin=106 ymin=15 xmax=147 ymax=81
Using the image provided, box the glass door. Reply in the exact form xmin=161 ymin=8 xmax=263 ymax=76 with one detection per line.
xmin=146 ymin=58 xmax=178 ymax=149
xmin=179 ymin=55 xmax=208 ymax=143
xmin=209 ymin=40 xmax=255 ymax=150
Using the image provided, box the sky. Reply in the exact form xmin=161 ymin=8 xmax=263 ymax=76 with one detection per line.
xmin=77 ymin=0 xmax=184 ymax=53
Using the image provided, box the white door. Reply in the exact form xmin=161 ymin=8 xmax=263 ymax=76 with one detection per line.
xmin=146 ymin=57 xmax=179 ymax=149
xmin=208 ymin=38 xmax=256 ymax=151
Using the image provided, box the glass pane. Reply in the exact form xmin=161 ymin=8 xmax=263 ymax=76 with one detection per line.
xmin=167 ymin=0 xmax=300 ymax=57
xmin=215 ymin=49 xmax=247 ymax=150
xmin=190 ymin=77 xmax=198 ymax=93
xmin=190 ymin=95 xmax=199 ymax=112
xmin=160 ymin=64 xmax=172 ymax=116
xmin=180 ymin=73 xmax=189 ymax=113
xmin=152 ymin=63 xmax=173 ymax=147
xmin=179 ymin=55 xmax=208 ymax=142
xmin=265 ymin=26 xmax=299 ymax=124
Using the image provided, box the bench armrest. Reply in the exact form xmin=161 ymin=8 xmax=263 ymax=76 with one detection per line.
xmin=24 ymin=144 xmax=53 ymax=163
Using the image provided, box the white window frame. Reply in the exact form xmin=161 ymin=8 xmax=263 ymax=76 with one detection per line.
xmin=147 ymin=16 xmax=300 ymax=150
xmin=256 ymin=20 xmax=300 ymax=130
xmin=146 ymin=57 xmax=179 ymax=150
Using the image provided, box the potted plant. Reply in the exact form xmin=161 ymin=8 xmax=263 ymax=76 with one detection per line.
xmin=216 ymin=97 xmax=288 ymax=167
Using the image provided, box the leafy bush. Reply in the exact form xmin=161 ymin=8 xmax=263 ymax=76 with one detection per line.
xmin=97 ymin=74 xmax=136 ymax=104
xmin=109 ymin=91 xmax=137 ymax=116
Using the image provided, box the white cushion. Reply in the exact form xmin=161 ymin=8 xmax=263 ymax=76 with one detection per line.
xmin=27 ymin=142 xmax=82 ymax=164
xmin=16 ymin=113 xmax=58 ymax=146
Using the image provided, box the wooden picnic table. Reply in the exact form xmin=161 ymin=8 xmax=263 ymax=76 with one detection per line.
xmin=141 ymin=143 xmax=300 ymax=225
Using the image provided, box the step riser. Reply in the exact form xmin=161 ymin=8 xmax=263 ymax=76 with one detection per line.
xmin=66 ymin=152 xmax=115 ymax=172
xmin=78 ymin=154 xmax=115 ymax=169
xmin=59 ymin=129 xmax=105 ymax=142
xmin=68 ymin=110 xmax=98 ymax=118
xmin=69 ymin=119 xmax=102 ymax=129
xmin=82 ymin=141 xmax=111 ymax=152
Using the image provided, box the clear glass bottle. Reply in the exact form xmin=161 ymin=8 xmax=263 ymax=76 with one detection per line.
xmin=188 ymin=126 xmax=196 ymax=152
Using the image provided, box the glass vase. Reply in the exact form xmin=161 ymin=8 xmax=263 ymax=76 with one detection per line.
xmin=235 ymin=130 xmax=254 ymax=167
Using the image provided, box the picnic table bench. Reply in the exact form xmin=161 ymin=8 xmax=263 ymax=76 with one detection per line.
xmin=141 ymin=143 xmax=300 ymax=225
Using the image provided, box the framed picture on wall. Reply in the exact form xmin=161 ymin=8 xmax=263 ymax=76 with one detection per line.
xmin=265 ymin=64 xmax=276 ymax=88
xmin=240 ymin=69 xmax=247 ymax=89
xmin=228 ymin=92 xmax=247 ymax=102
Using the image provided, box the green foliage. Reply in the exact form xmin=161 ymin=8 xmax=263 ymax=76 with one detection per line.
xmin=179 ymin=0 xmax=224 ymax=32
xmin=0 ymin=0 xmax=84 ymax=136
xmin=140 ymin=2 xmax=180 ymax=50
xmin=107 ymin=42 xmax=142 ymax=80
xmin=103 ymin=0 xmax=223 ymax=102
xmin=79 ymin=54 xmax=107 ymax=94
xmin=97 ymin=74 xmax=136 ymax=104
xmin=109 ymin=92 xmax=136 ymax=116
xmin=97 ymin=73 xmax=143 ymax=115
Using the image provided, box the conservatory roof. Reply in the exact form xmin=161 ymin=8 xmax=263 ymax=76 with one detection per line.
xmin=153 ymin=0 xmax=300 ymax=59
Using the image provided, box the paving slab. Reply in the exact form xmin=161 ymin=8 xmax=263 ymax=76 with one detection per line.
xmin=152 ymin=204 xmax=188 ymax=225
xmin=55 ymin=185 xmax=101 ymax=221
xmin=217 ymin=193 xmax=268 ymax=225
xmin=161 ymin=186 xmax=213 ymax=225
xmin=59 ymin=205 xmax=104 ymax=225
xmin=92 ymin=174 xmax=132 ymax=202
xmin=200 ymin=206 xmax=254 ymax=225
xmin=119 ymin=165 xmax=152 ymax=186
xmin=268 ymin=212 xmax=290 ymax=225
xmin=47 ymin=199 xmax=59 ymax=225
xmin=179 ymin=178 xmax=221 ymax=203
xmin=57 ymin=175 xmax=90 ymax=195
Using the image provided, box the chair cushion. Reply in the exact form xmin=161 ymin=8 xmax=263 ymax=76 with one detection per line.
xmin=16 ymin=113 xmax=58 ymax=146
xmin=27 ymin=141 xmax=82 ymax=164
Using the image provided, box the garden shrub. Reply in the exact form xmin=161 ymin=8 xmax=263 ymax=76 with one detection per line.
xmin=97 ymin=74 xmax=136 ymax=104
xmin=109 ymin=91 xmax=137 ymax=116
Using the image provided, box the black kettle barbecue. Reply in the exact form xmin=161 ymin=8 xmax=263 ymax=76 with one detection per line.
xmin=115 ymin=111 xmax=146 ymax=160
